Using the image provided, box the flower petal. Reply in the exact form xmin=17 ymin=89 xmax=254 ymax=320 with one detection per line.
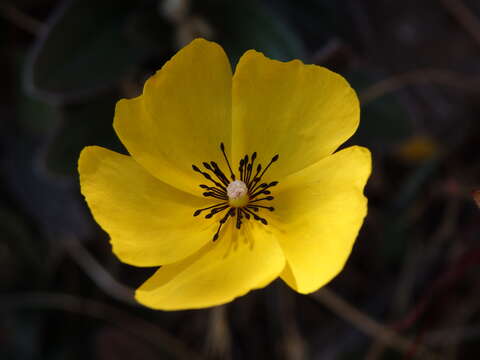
xmin=79 ymin=146 xmax=218 ymax=266
xmin=135 ymin=224 xmax=285 ymax=310
xmin=114 ymin=38 xmax=233 ymax=195
xmin=273 ymin=146 xmax=371 ymax=294
xmin=232 ymin=50 xmax=359 ymax=179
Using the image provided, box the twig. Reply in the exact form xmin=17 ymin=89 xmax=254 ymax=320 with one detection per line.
xmin=279 ymin=288 xmax=307 ymax=360
xmin=0 ymin=292 xmax=203 ymax=360
xmin=311 ymin=288 xmax=439 ymax=359
xmin=63 ymin=237 xmax=136 ymax=306
xmin=0 ymin=3 xmax=44 ymax=35
xmin=359 ymin=69 xmax=480 ymax=105
xmin=205 ymin=305 xmax=232 ymax=360
xmin=441 ymin=0 xmax=480 ymax=48
xmin=366 ymin=241 xmax=425 ymax=360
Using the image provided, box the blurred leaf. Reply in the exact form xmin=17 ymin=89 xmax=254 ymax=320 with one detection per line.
xmin=346 ymin=70 xmax=413 ymax=149
xmin=16 ymin=90 xmax=58 ymax=136
xmin=2 ymin=137 xmax=93 ymax=241
xmin=198 ymin=0 xmax=304 ymax=64
xmin=14 ymin=52 xmax=59 ymax=137
xmin=44 ymin=92 xmax=125 ymax=177
xmin=25 ymin=0 xmax=149 ymax=103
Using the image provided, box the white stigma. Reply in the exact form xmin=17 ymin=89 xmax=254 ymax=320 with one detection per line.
xmin=227 ymin=180 xmax=248 ymax=200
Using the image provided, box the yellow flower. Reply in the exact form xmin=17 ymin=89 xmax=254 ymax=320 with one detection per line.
xmin=78 ymin=39 xmax=371 ymax=310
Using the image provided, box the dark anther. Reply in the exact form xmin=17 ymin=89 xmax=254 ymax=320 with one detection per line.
xmin=243 ymin=208 xmax=268 ymax=225
xmin=250 ymin=189 xmax=271 ymax=198
xmin=205 ymin=205 xmax=229 ymax=218
xmin=192 ymin=164 xmax=226 ymax=190
xmin=202 ymin=192 xmax=228 ymax=200
xmin=213 ymin=208 xmax=235 ymax=241
xmin=249 ymin=196 xmax=274 ymax=203
xmin=220 ymin=143 xmax=236 ymax=180
xmin=210 ymin=162 xmax=229 ymax=185
xmin=193 ymin=144 xmax=279 ymax=242
xmin=240 ymin=209 xmax=251 ymax=220
xmin=193 ymin=202 xmax=228 ymax=217
xmin=245 ymin=152 xmax=256 ymax=184
xmin=248 ymin=205 xmax=274 ymax=211
xmin=236 ymin=211 xmax=242 ymax=229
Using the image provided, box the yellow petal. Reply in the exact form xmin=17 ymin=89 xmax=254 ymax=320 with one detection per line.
xmin=114 ymin=38 xmax=232 ymax=195
xmin=232 ymin=50 xmax=359 ymax=180
xmin=135 ymin=223 xmax=285 ymax=310
xmin=79 ymin=146 xmax=218 ymax=266
xmin=273 ymin=146 xmax=371 ymax=293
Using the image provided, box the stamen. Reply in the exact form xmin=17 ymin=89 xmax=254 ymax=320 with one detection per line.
xmin=205 ymin=205 xmax=229 ymax=218
xmin=201 ymin=186 xmax=227 ymax=197
xmin=193 ymin=144 xmax=279 ymax=241
xmin=239 ymin=208 xmax=251 ymax=220
xmin=248 ymin=164 xmax=262 ymax=190
xmin=193 ymin=202 xmax=228 ymax=216
xmin=243 ymin=207 xmax=268 ymax=225
xmin=192 ymin=165 xmax=226 ymax=190
xmin=239 ymin=158 xmax=245 ymax=182
xmin=213 ymin=208 xmax=235 ymax=241
xmin=245 ymin=152 xmax=256 ymax=185
xmin=251 ymin=181 xmax=278 ymax=198
xmin=247 ymin=204 xmax=274 ymax=211
xmin=250 ymin=189 xmax=271 ymax=199
xmin=202 ymin=162 xmax=229 ymax=186
xmin=242 ymin=155 xmax=249 ymax=181
xmin=202 ymin=192 xmax=228 ymax=200
xmin=249 ymin=154 xmax=279 ymax=190
xmin=220 ymin=143 xmax=236 ymax=181
xmin=249 ymin=196 xmax=274 ymax=203
xmin=211 ymin=161 xmax=230 ymax=185
xmin=236 ymin=210 xmax=242 ymax=229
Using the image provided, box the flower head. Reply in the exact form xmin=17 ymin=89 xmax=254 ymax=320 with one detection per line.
xmin=78 ymin=39 xmax=371 ymax=310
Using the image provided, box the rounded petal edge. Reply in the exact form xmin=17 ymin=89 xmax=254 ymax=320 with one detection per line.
xmin=114 ymin=38 xmax=233 ymax=195
xmin=78 ymin=145 xmax=216 ymax=267
xmin=232 ymin=49 xmax=360 ymax=179
xmin=274 ymin=146 xmax=371 ymax=294
xmin=134 ymin=224 xmax=286 ymax=310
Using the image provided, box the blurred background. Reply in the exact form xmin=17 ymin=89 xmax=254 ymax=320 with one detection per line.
xmin=1 ymin=0 xmax=479 ymax=359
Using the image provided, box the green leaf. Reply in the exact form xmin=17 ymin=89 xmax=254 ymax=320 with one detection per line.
xmin=24 ymin=0 xmax=148 ymax=103
xmin=198 ymin=0 xmax=304 ymax=64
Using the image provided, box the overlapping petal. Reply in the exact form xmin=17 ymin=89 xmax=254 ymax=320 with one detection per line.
xmin=232 ymin=50 xmax=359 ymax=180
xmin=79 ymin=146 xmax=217 ymax=266
xmin=272 ymin=146 xmax=371 ymax=293
xmin=79 ymin=38 xmax=371 ymax=311
xmin=135 ymin=224 xmax=285 ymax=310
xmin=114 ymin=38 xmax=233 ymax=195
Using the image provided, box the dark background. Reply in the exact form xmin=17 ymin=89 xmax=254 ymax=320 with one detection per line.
xmin=1 ymin=0 xmax=480 ymax=359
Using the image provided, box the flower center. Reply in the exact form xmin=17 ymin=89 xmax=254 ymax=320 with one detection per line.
xmin=192 ymin=143 xmax=279 ymax=241
xmin=226 ymin=180 xmax=248 ymax=207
